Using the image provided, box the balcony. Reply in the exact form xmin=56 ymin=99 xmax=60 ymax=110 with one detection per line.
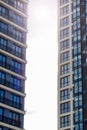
xmin=0 ymin=25 xmax=26 ymax=44
xmin=0 ymin=11 xmax=27 ymax=29
xmin=0 ymin=115 xmax=21 ymax=128
xmin=0 ymin=61 xmax=24 ymax=76
xmin=0 ymin=43 xmax=25 ymax=60
xmin=1 ymin=0 xmax=27 ymax=15
xmin=0 ymin=79 xmax=24 ymax=93
xmin=0 ymin=97 xmax=23 ymax=110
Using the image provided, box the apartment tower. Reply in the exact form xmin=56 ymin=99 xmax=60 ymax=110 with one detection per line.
xmin=58 ymin=0 xmax=87 ymax=130
xmin=0 ymin=0 xmax=27 ymax=130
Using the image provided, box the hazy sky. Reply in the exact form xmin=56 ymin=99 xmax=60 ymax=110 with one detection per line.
xmin=25 ymin=0 xmax=57 ymax=130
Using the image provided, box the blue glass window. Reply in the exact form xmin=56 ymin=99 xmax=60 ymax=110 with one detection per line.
xmin=0 ymin=89 xmax=4 ymax=102
xmin=0 ymin=37 xmax=7 ymax=50
xmin=12 ymin=60 xmax=22 ymax=74
xmin=0 ymin=54 xmax=6 ymax=67
xmin=0 ymin=108 xmax=3 ymax=120
xmin=0 ymin=71 xmax=6 ymax=85
xmin=11 ymin=76 xmax=21 ymax=90
xmin=10 ymin=93 xmax=20 ymax=108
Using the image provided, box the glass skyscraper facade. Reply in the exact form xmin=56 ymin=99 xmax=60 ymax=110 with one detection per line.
xmin=0 ymin=0 xmax=28 ymax=130
xmin=58 ymin=0 xmax=87 ymax=130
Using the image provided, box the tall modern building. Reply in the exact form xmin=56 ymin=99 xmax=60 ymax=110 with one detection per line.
xmin=0 ymin=0 xmax=27 ymax=130
xmin=58 ymin=0 xmax=87 ymax=130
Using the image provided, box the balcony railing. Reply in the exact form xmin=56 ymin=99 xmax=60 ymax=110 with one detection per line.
xmin=0 ymin=26 xmax=26 ymax=44
xmin=0 ymin=11 xmax=27 ymax=29
xmin=0 ymin=44 xmax=25 ymax=59
xmin=0 ymin=115 xmax=21 ymax=128
xmin=0 ymin=79 xmax=24 ymax=93
xmin=0 ymin=97 xmax=23 ymax=110
xmin=0 ymin=61 xmax=24 ymax=76
xmin=1 ymin=0 xmax=27 ymax=14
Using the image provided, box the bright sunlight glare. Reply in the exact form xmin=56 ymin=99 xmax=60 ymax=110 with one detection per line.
xmin=25 ymin=1 xmax=57 ymax=130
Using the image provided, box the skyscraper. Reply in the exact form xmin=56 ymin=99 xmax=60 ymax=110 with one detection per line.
xmin=58 ymin=0 xmax=87 ymax=130
xmin=0 ymin=0 xmax=27 ymax=130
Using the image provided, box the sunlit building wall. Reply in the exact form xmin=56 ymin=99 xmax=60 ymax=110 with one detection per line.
xmin=58 ymin=0 xmax=86 ymax=130
xmin=0 ymin=0 xmax=28 ymax=130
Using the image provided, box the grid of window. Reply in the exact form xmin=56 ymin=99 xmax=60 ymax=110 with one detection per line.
xmin=60 ymin=28 xmax=69 ymax=39
xmin=60 ymin=102 xmax=70 ymax=114
xmin=60 ymin=39 xmax=69 ymax=51
xmin=60 ymin=63 xmax=70 ymax=75
xmin=60 ymin=76 xmax=70 ymax=88
xmin=60 ymin=0 xmax=69 ymax=6
xmin=60 ymin=89 xmax=70 ymax=101
xmin=60 ymin=51 xmax=70 ymax=63
xmin=60 ymin=16 xmax=69 ymax=28
xmin=73 ymin=6 xmax=80 ymax=19
xmin=60 ymin=5 xmax=69 ymax=16
xmin=60 ymin=115 xmax=70 ymax=128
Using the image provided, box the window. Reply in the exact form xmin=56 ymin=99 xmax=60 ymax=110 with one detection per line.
xmin=10 ymin=93 xmax=20 ymax=108
xmin=73 ymin=42 xmax=81 ymax=56
xmin=74 ymin=95 xmax=82 ymax=108
xmin=60 ymin=102 xmax=70 ymax=114
xmin=12 ymin=60 xmax=22 ymax=74
xmin=60 ymin=63 xmax=70 ymax=75
xmin=60 ymin=115 xmax=70 ymax=128
xmin=11 ymin=76 xmax=21 ymax=91
xmin=0 ymin=108 xmax=3 ymax=121
xmin=60 ymin=89 xmax=70 ymax=101
xmin=0 ymin=21 xmax=8 ymax=34
xmin=0 ymin=5 xmax=8 ymax=18
xmin=73 ymin=55 xmax=81 ymax=68
xmin=60 ymin=76 xmax=70 ymax=88
xmin=0 ymin=54 xmax=6 ymax=67
xmin=0 ymin=89 xmax=4 ymax=102
xmin=73 ymin=18 xmax=80 ymax=31
xmin=73 ymin=6 xmax=80 ymax=19
xmin=74 ymin=81 xmax=82 ymax=94
xmin=60 ymin=51 xmax=70 ymax=63
xmin=9 ymin=111 xmax=20 ymax=127
xmin=60 ymin=0 xmax=69 ymax=5
xmin=0 ymin=127 xmax=3 ymax=130
xmin=60 ymin=5 xmax=69 ymax=16
xmin=12 ymin=44 xmax=22 ymax=57
xmin=60 ymin=39 xmax=69 ymax=51
xmin=60 ymin=16 xmax=69 ymax=27
xmin=74 ymin=67 xmax=82 ymax=80
xmin=0 ymin=71 xmax=6 ymax=85
xmin=0 ymin=37 xmax=7 ymax=50
xmin=74 ymin=109 xmax=83 ymax=122
xmin=60 ymin=28 xmax=69 ymax=39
